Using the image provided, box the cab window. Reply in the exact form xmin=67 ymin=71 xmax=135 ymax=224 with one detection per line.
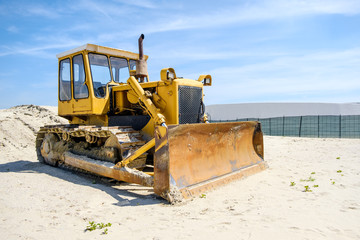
xmin=88 ymin=53 xmax=111 ymax=98
xmin=129 ymin=59 xmax=136 ymax=71
xmin=110 ymin=57 xmax=129 ymax=83
xmin=59 ymin=58 xmax=71 ymax=101
xmin=73 ymin=54 xmax=89 ymax=99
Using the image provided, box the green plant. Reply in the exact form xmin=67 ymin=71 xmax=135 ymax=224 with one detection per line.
xmin=86 ymin=221 xmax=112 ymax=234
xmin=304 ymin=185 xmax=312 ymax=192
xmin=336 ymin=157 xmax=340 ymax=159
xmin=313 ymin=184 xmax=319 ymax=188
xmin=337 ymin=170 xmax=342 ymax=173
xmin=86 ymin=221 xmax=97 ymax=232
xmin=311 ymin=172 xmax=316 ymax=175
xmin=290 ymin=181 xmax=296 ymax=186
xmin=301 ymin=176 xmax=316 ymax=182
xmin=329 ymin=178 xmax=336 ymax=185
xmin=200 ymin=193 xmax=206 ymax=198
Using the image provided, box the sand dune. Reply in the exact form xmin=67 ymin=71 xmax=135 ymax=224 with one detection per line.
xmin=0 ymin=105 xmax=359 ymax=239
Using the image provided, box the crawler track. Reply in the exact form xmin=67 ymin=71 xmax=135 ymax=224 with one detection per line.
xmin=36 ymin=125 xmax=149 ymax=169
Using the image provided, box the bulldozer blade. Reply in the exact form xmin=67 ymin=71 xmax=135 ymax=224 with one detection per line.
xmin=153 ymin=121 xmax=267 ymax=203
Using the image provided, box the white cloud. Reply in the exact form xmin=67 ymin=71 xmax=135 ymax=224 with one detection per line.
xmin=204 ymin=48 xmax=360 ymax=103
xmin=6 ymin=26 xmax=19 ymax=33
xmin=149 ymin=47 xmax=287 ymax=61
xmin=0 ymin=40 xmax=84 ymax=58
xmin=139 ymin=0 xmax=360 ymax=34
xmin=77 ymin=0 xmax=113 ymax=20
xmin=113 ymin=0 xmax=157 ymax=9
xmin=25 ymin=5 xmax=60 ymax=18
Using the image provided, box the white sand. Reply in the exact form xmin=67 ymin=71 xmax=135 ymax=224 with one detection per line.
xmin=0 ymin=105 xmax=359 ymax=239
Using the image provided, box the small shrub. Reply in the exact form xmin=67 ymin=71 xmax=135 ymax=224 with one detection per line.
xmin=300 ymin=176 xmax=315 ymax=182
xmin=86 ymin=221 xmax=112 ymax=234
xmin=86 ymin=221 xmax=97 ymax=231
xmin=290 ymin=182 xmax=296 ymax=186
xmin=304 ymin=186 xmax=312 ymax=192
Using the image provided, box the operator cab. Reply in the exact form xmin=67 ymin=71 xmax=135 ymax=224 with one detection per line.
xmin=57 ymin=44 xmax=148 ymax=122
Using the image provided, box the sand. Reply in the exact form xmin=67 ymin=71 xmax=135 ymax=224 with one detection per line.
xmin=0 ymin=105 xmax=359 ymax=239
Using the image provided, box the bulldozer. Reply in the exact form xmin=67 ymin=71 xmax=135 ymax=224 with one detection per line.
xmin=36 ymin=34 xmax=267 ymax=203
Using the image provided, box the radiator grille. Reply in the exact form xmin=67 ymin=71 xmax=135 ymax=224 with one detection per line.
xmin=178 ymin=86 xmax=202 ymax=124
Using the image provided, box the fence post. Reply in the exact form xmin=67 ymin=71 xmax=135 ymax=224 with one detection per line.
xmin=339 ymin=115 xmax=342 ymax=138
xmin=299 ymin=116 xmax=302 ymax=137
xmin=318 ymin=115 xmax=320 ymax=138
xmin=283 ymin=116 xmax=285 ymax=136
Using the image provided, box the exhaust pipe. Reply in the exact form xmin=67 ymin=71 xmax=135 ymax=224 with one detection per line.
xmin=136 ymin=34 xmax=148 ymax=82
xmin=138 ymin=34 xmax=144 ymax=60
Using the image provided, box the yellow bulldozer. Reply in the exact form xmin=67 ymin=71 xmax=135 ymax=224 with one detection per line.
xmin=36 ymin=34 xmax=267 ymax=203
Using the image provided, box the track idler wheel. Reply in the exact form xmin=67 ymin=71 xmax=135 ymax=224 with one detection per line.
xmin=40 ymin=133 xmax=61 ymax=166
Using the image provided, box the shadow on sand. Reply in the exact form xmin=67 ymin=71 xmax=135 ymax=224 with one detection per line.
xmin=0 ymin=160 xmax=166 ymax=206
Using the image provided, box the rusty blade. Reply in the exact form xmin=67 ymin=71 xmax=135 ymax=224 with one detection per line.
xmin=154 ymin=121 xmax=267 ymax=202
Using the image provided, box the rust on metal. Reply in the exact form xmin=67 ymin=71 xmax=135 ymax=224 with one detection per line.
xmin=153 ymin=126 xmax=171 ymax=199
xmin=154 ymin=121 xmax=267 ymax=201
xmin=64 ymin=152 xmax=154 ymax=187
xmin=37 ymin=121 xmax=266 ymax=203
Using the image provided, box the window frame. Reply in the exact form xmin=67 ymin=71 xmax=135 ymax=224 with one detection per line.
xmin=72 ymin=53 xmax=89 ymax=99
xmin=88 ymin=52 xmax=112 ymax=99
xmin=58 ymin=58 xmax=72 ymax=101
xmin=109 ymin=56 xmax=130 ymax=83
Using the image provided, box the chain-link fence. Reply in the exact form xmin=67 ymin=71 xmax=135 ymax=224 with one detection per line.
xmin=210 ymin=115 xmax=360 ymax=138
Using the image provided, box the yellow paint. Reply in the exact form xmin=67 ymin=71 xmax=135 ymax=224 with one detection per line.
xmin=57 ymin=44 xmax=210 ymax=134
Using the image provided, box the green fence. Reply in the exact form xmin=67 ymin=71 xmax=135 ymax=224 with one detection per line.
xmin=210 ymin=115 xmax=360 ymax=138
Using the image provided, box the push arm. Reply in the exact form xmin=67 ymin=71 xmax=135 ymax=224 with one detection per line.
xmin=127 ymin=76 xmax=166 ymax=126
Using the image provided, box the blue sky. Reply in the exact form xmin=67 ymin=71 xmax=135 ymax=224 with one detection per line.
xmin=0 ymin=0 xmax=360 ymax=109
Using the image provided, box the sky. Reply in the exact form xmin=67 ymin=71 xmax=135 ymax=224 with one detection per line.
xmin=0 ymin=0 xmax=360 ymax=109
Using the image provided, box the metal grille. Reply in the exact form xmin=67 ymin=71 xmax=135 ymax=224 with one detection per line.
xmin=178 ymin=86 xmax=202 ymax=124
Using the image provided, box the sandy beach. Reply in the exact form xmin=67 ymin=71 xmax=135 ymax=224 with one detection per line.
xmin=0 ymin=105 xmax=359 ymax=239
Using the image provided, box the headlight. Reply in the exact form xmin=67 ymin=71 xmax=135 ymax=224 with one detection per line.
xmin=167 ymin=71 xmax=175 ymax=80
xmin=197 ymin=75 xmax=212 ymax=86
xmin=160 ymin=68 xmax=177 ymax=82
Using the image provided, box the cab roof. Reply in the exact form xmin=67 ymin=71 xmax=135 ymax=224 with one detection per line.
xmin=56 ymin=43 xmax=148 ymax=60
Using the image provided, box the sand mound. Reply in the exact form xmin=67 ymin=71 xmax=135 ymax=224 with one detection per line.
xmin=0 ymin=105 xmax=360 ymax=239
xmin=0 ymin=105 xmax=67 ymax=157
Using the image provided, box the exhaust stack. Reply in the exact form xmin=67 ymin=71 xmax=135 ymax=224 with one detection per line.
xmin=136 ymin=34 xmax=148 ymax=82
